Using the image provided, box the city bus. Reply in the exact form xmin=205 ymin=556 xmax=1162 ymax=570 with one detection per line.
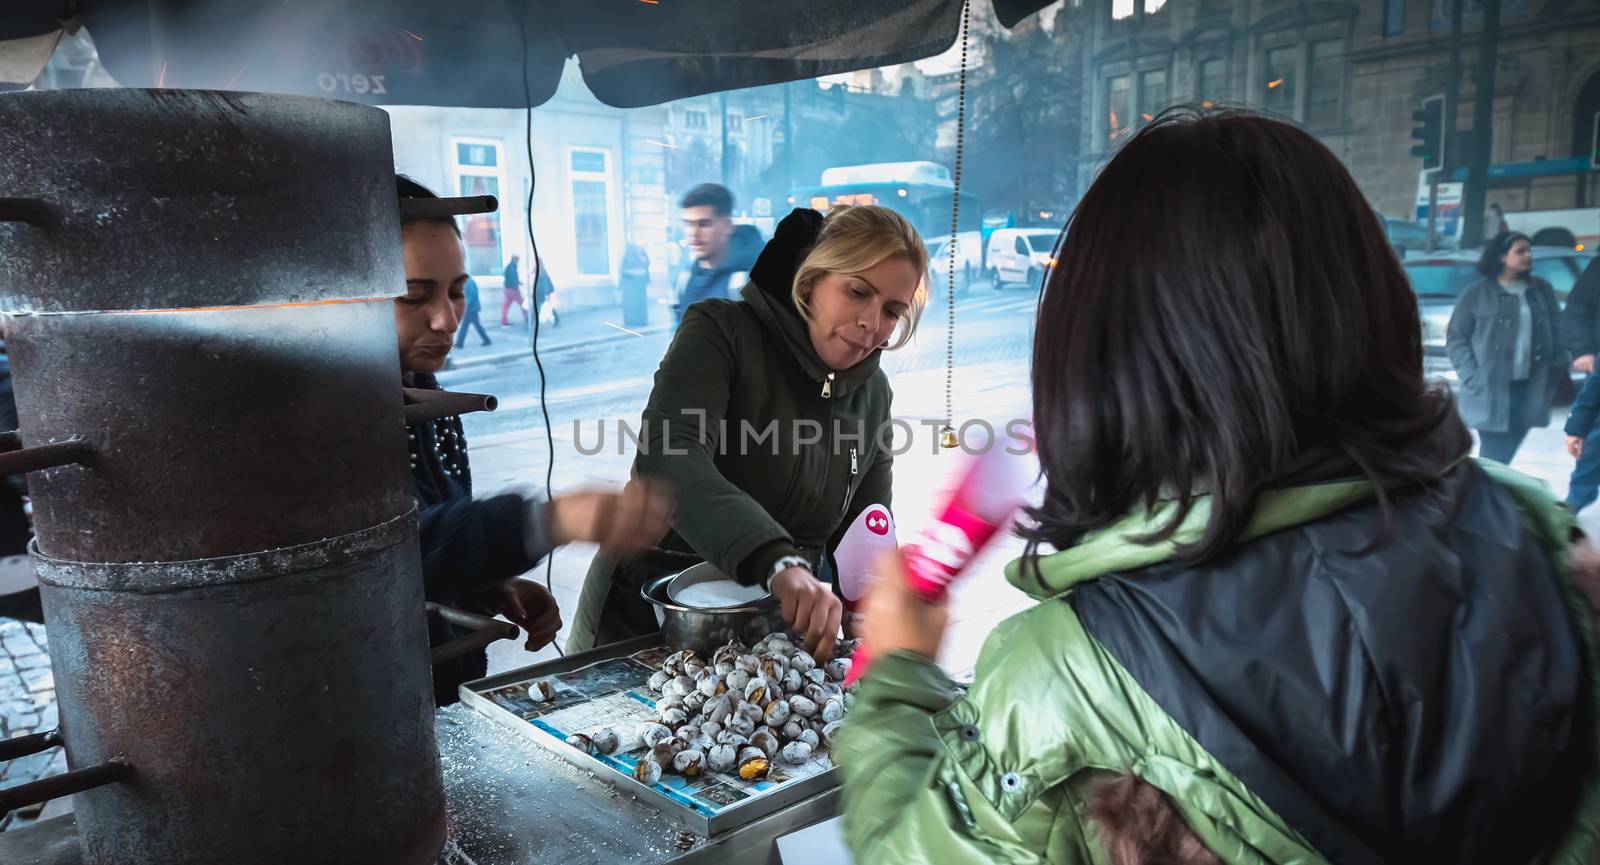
xmin=787 ymin=161 xmax=984 ymax=263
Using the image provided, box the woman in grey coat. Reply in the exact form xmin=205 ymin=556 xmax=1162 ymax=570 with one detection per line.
xmin=1446 ymin=231 xmax=1567 ymax=463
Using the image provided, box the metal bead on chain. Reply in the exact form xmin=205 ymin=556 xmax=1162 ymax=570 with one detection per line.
xmin=939 ymin=0 xmax=971 ymax=452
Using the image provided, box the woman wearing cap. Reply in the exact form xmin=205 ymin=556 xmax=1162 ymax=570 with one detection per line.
xmin=394 ymin=176 xmax=672 ymax=703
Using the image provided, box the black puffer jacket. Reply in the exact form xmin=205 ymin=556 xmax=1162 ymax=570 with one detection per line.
xmin=1068 ymin=453 xmax=1594 ymax=865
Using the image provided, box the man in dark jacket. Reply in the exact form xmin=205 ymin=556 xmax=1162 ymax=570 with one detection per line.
xmin=1566 ymin=369 xmax=1600 ymax=514
xmin=673 ymin=184 xmax=761 ymax=323
xmin=453 ymin=276 xmax=490 ymax=348
xmin=1561 ymin=256 xmax=1600 ymax=372
xmin=397 ymin=176 xmax=670 ymax=703
xmin=1561 ymin=258 xmax=1600 ymax=512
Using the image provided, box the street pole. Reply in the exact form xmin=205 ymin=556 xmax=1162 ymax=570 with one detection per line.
xmin=1438 ymin=0 xmax=1465 ymax=248
xmin=783 ymin=82 xmax=794 ymax=198
xmin=720 ymin=92 xmax=730 ymax=191
xmin=1460 ymin=0 xmax=1501 ymax=248
xmin=1444 ymin=0 xmax=1464 ymax=156
xmin=1427 ymin=174 xmax=1440 ymax=252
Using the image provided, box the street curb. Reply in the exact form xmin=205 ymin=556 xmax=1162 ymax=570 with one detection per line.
xmin=445 ymin=324 xmax=673 ymax=371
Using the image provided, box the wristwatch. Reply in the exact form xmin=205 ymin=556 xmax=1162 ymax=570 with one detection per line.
xmin=766 ymin=555 xmax=813 ymax=589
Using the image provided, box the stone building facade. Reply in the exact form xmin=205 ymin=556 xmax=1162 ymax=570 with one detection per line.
xmin=1070 ymin=0 xmax=1600 ymax=221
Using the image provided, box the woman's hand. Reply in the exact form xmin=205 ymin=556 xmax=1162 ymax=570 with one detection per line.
xmin=859 ymin=549 xmax=949 ymax=662
xmin=547 ymin=478 xmax=674 ymax=557
xmin=497 ymin=578 xmax=562 ymax=651
xmin=1570 ymin=435 xmax=1585 ymax=460
xmin=771 ymin=566 xmax=843 ymax=660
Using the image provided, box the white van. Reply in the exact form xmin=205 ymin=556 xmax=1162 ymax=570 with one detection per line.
xmin=985 ymin=228 xmax=1060 ymax=289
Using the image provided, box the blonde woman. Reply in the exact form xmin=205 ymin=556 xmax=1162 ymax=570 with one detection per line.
xmin=568 ymin=206 xmax=928 ymax=659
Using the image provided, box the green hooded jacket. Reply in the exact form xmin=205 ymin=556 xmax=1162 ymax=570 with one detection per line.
xmin=837 ymin=461 xmax=1599 ymax=864
xmin=566 ymin=209 xmax=896 ymax=651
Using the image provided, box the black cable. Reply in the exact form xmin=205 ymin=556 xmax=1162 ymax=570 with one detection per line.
xmin=518 ymin=8 xmax=562 ymax=656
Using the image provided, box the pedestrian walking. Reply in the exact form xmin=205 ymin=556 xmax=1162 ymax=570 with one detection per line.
xmin=1561 ymin=257 xmax=1600 ymax=371
xmin=1486 ymin=202 xmax=1511 ymax=238
xmin=1446 ymin=231 xmax=1568 ymax=464
xmin=671 ymin=184 xmax=760 ymax=326
xmin=454 ymin=276 xmax=491 ymax=348
xmin=534 ymin=264 xmax=558 ymax=328
xmin=1564 ymin=371 xmax=1600 ymax=514
xmin=501 ymin=254 xmax=528 ymax=327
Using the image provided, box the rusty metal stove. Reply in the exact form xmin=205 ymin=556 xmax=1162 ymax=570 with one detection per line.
xmin=0 ymin=88 xmax=459 ymax=865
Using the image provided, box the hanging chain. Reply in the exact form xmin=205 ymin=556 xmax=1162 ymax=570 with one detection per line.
xmin=940 ymin=0 xmax=971 ymax=451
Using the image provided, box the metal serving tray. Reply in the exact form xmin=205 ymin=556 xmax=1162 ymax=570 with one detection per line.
xmin=461 ymin=636 xmax=842 ymax=838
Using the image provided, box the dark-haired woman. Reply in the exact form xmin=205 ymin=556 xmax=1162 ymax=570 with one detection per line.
xmin=393 ymin=176 xmax=672 ymax=705
xmin=1446 ymin=231 xmax=1567 ymax=465
xmin=837 ymin=112 xmax=1598 ymax=865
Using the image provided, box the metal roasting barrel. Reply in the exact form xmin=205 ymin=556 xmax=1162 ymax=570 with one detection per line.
xmin=0 ymin=89 xmax=445 ymax=865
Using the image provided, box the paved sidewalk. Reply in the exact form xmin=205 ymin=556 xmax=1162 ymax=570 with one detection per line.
xmin=445 ymin=302 xmax=675 ymax=370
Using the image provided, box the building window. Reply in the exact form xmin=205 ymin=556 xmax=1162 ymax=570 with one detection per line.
xmin=1199 ymin=58 xmax=1228 ymax=107
xmin=1107 ymin=75 xmax=1132 ymax=142
xmin=1383 ymin=0 xmax=1405 ymax=36
xmin=568 ymin=148 xmax=612 ymax=278
xmin=1306 ymin=39 xmax=1345 ymax=128
xmin=684 ymin=109 xmax=709 ymax=130
xmin=1113 ymin=0 xmax=1166 ymax=19
xmin=1263 ymin=46 xmax=1298 ymax=118
xmin=1139 ymin=69 xmax=1169 ymax=122
xmin=451 ymin=138 xmax=505 ymax=277
xmin=727 ymin=113 xmax=743 ymax=134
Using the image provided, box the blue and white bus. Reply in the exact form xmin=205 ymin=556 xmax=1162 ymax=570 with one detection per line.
xmin=788 ymin=161 xmax=982 ymax=247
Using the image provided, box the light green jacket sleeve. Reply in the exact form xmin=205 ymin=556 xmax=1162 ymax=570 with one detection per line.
xmin=836 ymin=651 xmax=1102 ymax=865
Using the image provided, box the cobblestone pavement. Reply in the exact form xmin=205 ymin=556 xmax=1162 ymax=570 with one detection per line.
xmin=0 ymin=618 xmax=64 ymax=831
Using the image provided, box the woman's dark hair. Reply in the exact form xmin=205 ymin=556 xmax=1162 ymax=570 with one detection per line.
xmin=1022 ymin=107 xmax=1470 ymax=565
xmin=396 ymin=174 xmax=462 ymax=238
xmin=1477 ymin=231 xmax=1532 ymax=277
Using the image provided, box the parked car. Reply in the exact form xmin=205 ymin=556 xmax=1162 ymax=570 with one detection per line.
xmin=1404 ymin=248 xmax=1595 ymax=388
xmin=1382 ymin=216 xmax=1453 ymax=258
xmin=926 ymin=231 xmax=985 ymax=299
xmin=984 ymin=227 xmax=1060 ymax=289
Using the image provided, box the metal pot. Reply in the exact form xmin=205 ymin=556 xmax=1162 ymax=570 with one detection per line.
xmin=641 ymin=563 xmax=785 ymax=656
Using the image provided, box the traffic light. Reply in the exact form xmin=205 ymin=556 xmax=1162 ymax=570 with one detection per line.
xmin=1410 ymin=96 xmax=1444 ymax=168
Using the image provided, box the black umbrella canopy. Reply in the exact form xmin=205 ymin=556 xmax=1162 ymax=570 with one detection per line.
xmin=2 ymin=0 xmax=1054 ymax=107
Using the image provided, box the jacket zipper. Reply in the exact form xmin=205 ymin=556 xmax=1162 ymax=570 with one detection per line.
xmin=842 ymin=447 xmax=858 ymax=516
xmin=821 ymin=372 xmax=835 ymax=398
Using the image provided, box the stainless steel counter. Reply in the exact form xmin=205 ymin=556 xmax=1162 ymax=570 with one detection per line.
xmin=1 ymin=675 xmax=840 ymax=865
xmin=436 ymin=704 xmax=839 ymax=865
